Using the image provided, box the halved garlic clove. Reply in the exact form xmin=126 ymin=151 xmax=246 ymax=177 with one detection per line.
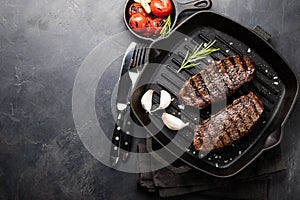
xmin=151 ymin=90 xmax=172 ymax=113
xmin=141 ymin=89 xmax=154 ymax=114
xmin=161 ymin=113 xmax=189 ymax=131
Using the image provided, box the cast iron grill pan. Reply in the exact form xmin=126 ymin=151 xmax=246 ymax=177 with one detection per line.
xmin=130 ymin=11 xmax=298 ymax=177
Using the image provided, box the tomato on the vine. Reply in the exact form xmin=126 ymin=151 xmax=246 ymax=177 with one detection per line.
xmin=128 ymin=3 xmax=147 ymax=17
xmin=150 ymin=0 xmax=173 ymax=18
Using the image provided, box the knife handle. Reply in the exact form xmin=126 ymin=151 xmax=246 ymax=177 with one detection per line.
xmin=119 ymin=107 xmax=133 ymax=161
xmin=111 ymin=123 xmax=122 ymax=147
xmin=110 ymin=118 xmax=123 ymax=166
xmin=120 ymin=119 xmax=133 ymax=152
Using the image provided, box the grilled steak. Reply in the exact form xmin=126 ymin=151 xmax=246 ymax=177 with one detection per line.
xmin=193 ymin=92 xmax=264 ymax=152
xmin=178 ymin=55 xmax=255 ymax=109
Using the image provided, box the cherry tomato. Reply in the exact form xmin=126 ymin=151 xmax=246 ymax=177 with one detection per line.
xmin=129 ymin=13 xmax=148 ymax=33
xmin=143 ymin=17 xmax=154 ymax=37
xmin=128 ymin=3 xmax=147 ymax=17
xmin=150 ymin=17 xmax=166 ymax=35
xmin=141 ymin=17 xmax=166 ymax=37
xmin=150 ymin=0 xmax=173 ymax=18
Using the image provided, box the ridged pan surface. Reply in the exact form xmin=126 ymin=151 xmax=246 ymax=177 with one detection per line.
xmin=130 ymin=11 xmax=299 ymax=177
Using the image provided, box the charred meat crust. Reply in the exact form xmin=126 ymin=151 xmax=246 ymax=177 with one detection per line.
xmin=193 ymin=92 xmax=264 ymax=152
xmin=178 ymin=55 xmax=255 ymax=109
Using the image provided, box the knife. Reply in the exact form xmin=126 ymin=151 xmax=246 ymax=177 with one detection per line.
xmin=119 ymin=43 xmax=148 ymax=161
xmin=110 ymin=42 xmax=136 ymax=167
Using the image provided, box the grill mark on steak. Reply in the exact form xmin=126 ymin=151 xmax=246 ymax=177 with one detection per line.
xmin=193 ymin=92 xmax=264 ymax=152
xmin=212 ymin=113 xmax=228 ymax=149
xmin=224 ymin=57 xmax=241 ymax=87
xmin=212 ymin=64 xmax=230 ymax=94
xmin=201 ymin=70 xmax=222 ymax=100
xmin=231 ymin=93 xmax=263 ymax=135
xmin=219 ymin=131 xmax=232 ymax=147
xmin=234 ymin=97 xmax=255 ymax=130
xmin=224 ymin=109 xmax=241 ymax=141
xmin=196 ymin=73 xmax=211 ymax=104
xmin=189 ymin=78 xmax=201 ymax=97
xmin=205 ymin=64 xmax=228 ymax=95
xmin=231 ymin=103 xmax=248 ymax=138
xmin=220 ymin=59 xmax=237 ymax=91
xmin=200 ymin=70 xmax=219 ymax=98
xmin=241 ymin=55 xmax=256 ymax=82
xmin=194 ymin=122 xmax=213 ymax=152
xmin=233 ymin=56 xmax=248 ymax=82
xmin=247 ymin=96 xmax=260 ymax=121
xmin=189 ymin=74 xmax=210 ymax=106
xmin=229 ymin=56 xmax=246 ymax=83
xmin=250 ymin=93 xmax=264 ymax=114
xmin=239 ymin=55 xmax=249 ymax=72
xmin=213 ymin=75 xmax=228 ymax=97
xmin=202 ymin=116 xmax=225 ymax=150
xmin=203 ymin=65 xmax=229 ymax=101
xmin=216 ymin=60 xmax=237 ymax=92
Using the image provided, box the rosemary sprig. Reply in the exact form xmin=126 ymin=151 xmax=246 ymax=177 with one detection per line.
xmin=160 ymin=15 xmax=171 ymax=37
xmin=177 ymin=40 xmax=220 ymax=73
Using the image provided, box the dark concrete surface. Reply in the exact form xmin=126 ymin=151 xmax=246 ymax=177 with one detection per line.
xmin=0 ymin=0 xmax=299 ymax=199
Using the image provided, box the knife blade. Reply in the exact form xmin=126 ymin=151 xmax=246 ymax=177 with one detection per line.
xmin=110 ymin=42 xmax=136 ymax=167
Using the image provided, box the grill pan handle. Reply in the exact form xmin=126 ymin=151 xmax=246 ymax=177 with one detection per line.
xmin=253 ymin=26 xmax=271 ymax=42
xmin=263 ymin=127 xmax=281 ymax=149
xmin=176 ymin=0 xmax=212 ymax=14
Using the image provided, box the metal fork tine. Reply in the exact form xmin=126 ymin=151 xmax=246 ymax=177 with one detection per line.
xmin=135 ymin=44 xmax=143 ymax=70
xmin=138 ymin=44 xmax=147 ymax=70
xmin=131 ymin=45 xmax=139 ymax=69
xmin=133 ymin=44 xmax=141 ymax=69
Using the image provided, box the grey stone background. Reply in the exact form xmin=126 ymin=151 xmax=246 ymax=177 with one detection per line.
xmin=0 ymin=0 xmax=299 ymax=199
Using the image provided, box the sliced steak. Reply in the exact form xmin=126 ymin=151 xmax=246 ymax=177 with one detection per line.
xmin=178 ymin=55 xmax=255 ymax=109
xmin=193 ymin=92 xmax=264 ymax=152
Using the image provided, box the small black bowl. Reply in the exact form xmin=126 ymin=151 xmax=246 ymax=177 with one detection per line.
xmin=124 ymin=0 xmax=212 ymax=42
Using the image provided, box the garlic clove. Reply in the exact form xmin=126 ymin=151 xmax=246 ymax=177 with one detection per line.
xmin=141 ymin=89 xmax=154 ymax=114
xmin=159 ymin=90 xmax=172 ymax=109
xmin=161 ymin=113 xmax=189 ymax=131
xmin=151 ymin=90 xmax=172 ymax=113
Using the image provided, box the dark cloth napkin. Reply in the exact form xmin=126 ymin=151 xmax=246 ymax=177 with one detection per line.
xmin=137 ymin=138 xmax=286 ymax=199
